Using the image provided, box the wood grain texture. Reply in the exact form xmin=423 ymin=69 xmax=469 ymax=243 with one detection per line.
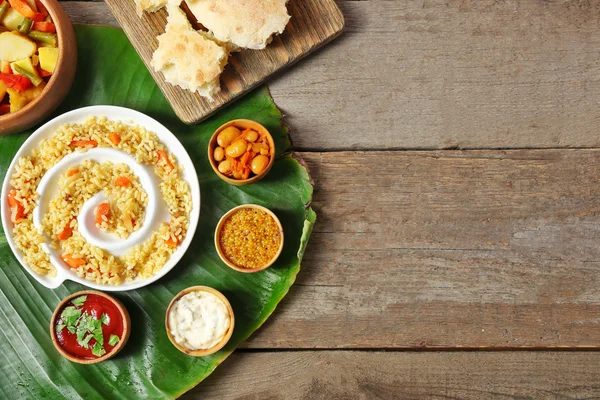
xmin=238 ymin=150 xmax=600 ymax=349
xmin=271 ymin=0 xmax=600 ymax=150
xmin=61 ymin=2 xmax=119 ymax=28
xmin=101 ymin=0 xmax=344 ymax=124
xmin=62 ymin=0 xmax=600 ymax=150
xmin=185 ymin=351 xmax=600 ymax=399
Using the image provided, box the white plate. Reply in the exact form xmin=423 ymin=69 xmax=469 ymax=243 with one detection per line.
xmin=1 ymin=106 xmax=201 ymax=291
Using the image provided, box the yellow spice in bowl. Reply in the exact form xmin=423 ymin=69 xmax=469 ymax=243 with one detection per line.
xmin=219 ymin=208 xmax=281 ymax=269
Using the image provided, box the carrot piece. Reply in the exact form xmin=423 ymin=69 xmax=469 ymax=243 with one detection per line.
xmin=11 ymin=204 xmax=25 ymax=222
xmin=61 ymin=254 xmax=86 ymax=268
xmin=32 ymin=21 xmax=55 ymax=33
xmin=241 ymin=167 xmax=251 ymax=180
xmin=56 ymin=220 xmax=74 ymax=241
xmin=66 ymin=168 xmax=78 ymax=177
xmin=8 ymin=0 xmax=45 ymax=21
xmin=7 ymin=190 xmax=19 ymax=208
xmin=70 ymin=140 xmax=98 ymax=148
xmin=114 ymin=176 xmax=130 ymax=187
xmin=157 ymin=150 xmax=168 ymax=161
xmin=157 ymin=150 xmax=174 ymax=171
xmin=1 ymin=64 xmax=11 ymax=74
xmin=0 ymin=73 xmax=32 ymax=91
xmin=228 ymin=158 xmax=237 ymax=175
xmin=34 ymin=0 xmax=48 ymax=16
xmin=165 ymin=237 xmax=178 ymax=247
xmin=240 ymin=151 xmax=251 ymax=167
xmin=95 ymin=202 xmax=110 ymax=224
xmin=109 ymin=132 xmax=120 ymax=146
xmin=37 ymin=66 xmax=52 ymax=77
xmin=7 ymin=190 xmax=25 ymax=222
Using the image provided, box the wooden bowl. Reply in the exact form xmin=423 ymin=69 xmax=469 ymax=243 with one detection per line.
xmin=165 ymin=286 xmax=235 ymax=357
xmin=208 ymin=119 xmax=275 ymax=186
xmin=215 ymin=204 xmax=284 ymax=273
xmin=50 ymin=290 xmax=131 ymax=364
xmin=0 ymin=0 xmax=77 ymax=135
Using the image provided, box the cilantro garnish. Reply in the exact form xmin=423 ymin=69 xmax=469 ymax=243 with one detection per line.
xmin=93 ymin=327 xmax=104 ymax=345
xmin=71 ymin=295 xmax=87 ymax=307
xmin=91 ymin=342 xmax=106 ymax=357
xmin=79 ymin=334 xmax=94 ymax=349
xmin=60 ymin=306 xmax=82 ymax=334
xmin=108 ymin=335 xmax=120 ymax=347
xmin=58 ymin=300 xmax=111 ymax=357
xmin=76 ymin=323 xmax=87 ymax=343
xmin=60 ymin=306 xmax=81 ymax=321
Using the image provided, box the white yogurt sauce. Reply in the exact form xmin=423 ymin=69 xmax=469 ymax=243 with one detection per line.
xmin=168 ymin=291 xmax=231 ymax=350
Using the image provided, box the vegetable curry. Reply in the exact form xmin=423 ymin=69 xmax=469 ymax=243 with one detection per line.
xmin=0 ymin=0 xmax=59 ymax=115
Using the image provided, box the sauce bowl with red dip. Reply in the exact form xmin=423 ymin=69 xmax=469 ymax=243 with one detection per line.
xmin=50 ymin=290 xmax=130 ymax=364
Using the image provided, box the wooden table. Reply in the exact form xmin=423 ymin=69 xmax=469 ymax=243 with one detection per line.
xmin=64 ymin=1 xmax=600 ymax=397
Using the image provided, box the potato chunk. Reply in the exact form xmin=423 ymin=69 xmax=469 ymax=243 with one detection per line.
xmin=0 ymin=81 xmax=6 ymax=102
xmin=7 ymin=81 xmax=45 ymax=112
xmin=0 ymin=32 xmax=37 ymax=62
xmin=38 ymin=47 xmax=58 ymax=73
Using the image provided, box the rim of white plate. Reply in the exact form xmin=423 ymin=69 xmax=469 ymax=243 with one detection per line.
xmin=1 ymin=106 xmax=201 ymax=291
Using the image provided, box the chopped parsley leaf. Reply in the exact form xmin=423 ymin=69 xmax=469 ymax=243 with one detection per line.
xmin=91 ymin=342 xmax=106 ymax=357
xmin=76 ymin=324 xmax=87 ymax=342
xmin=108 ymin=335 xmax=120 ymax=347
xmin=79 ymin=334 xmax=94 ymax=349
xmin=60 ymin=306 xmax=81 ymax=320
xmin=71 ymin=295 xmax=87 ymax=307
xmin=60 ymin=306 xmax=82 ymax=333
xmin=93 ymin=326 xmax=104 ymax=345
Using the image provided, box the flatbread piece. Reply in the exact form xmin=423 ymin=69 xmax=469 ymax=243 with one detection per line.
xmin=151 ymin=6 xmax=229 ymax=100
xmin=184 ymin=0 xmax=290 ymax=50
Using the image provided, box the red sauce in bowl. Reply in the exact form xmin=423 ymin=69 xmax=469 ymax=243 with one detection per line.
xmin=54 ymin=294 xmax=124 ymax=360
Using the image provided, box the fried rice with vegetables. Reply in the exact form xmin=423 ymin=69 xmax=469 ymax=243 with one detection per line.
xmin=7 ymin=117 xmax=192 ymax=285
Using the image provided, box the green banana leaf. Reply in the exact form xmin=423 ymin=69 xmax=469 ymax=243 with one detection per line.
xmin=0 ymin=25 xmax=315 ymax=399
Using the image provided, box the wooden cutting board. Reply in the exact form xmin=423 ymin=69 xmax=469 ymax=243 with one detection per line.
xmin=104 ymin=0 xmax=345 ymax=125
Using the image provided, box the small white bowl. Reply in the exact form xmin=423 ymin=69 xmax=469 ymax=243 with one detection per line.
xmin=1 ymin=106 xmax=201 ymax=291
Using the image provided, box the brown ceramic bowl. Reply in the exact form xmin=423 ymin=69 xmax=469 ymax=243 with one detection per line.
xmin=215 ymin=204 xmax=284 ymax=273
xmin=50 ymin=290 xmax=131 ymax=364
xmin=165 ymin=286 xmax=235 ymax=357
xmin=0 ymin=0 xmax=77 ymax=135
xmin=208 ymin=119 xmax=275 ymax=186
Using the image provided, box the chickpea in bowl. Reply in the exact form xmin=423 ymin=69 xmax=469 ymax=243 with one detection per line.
xmin=208 ymin=119 xmax=275 ymax=186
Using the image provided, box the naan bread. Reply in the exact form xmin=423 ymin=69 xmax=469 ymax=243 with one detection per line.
xmin=184 ymin=0 xmax=290 ymax=50
xmin=151 ymin=6 xmax=229 ymax=99
xmin=135 ymin=0 xmax=172 ymax=16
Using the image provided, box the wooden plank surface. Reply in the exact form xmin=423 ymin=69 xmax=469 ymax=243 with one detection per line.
xmin=186 ymin=351 xmax=600 ymax=399
xmin=239 ymin=150 xmax=600 ymax=349
xmin=63 ymin=1 xmax=600 ymax=150
xmin=101 ymin=0 xmax=344 ymax=124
